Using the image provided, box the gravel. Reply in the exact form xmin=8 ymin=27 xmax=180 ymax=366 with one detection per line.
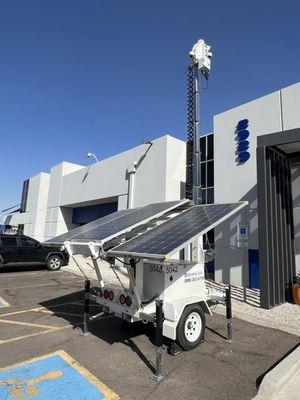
xmin=214 ymin=285 xmax=300 ymax=336
xmin=64 ymin=255 xmax=130 ymax=288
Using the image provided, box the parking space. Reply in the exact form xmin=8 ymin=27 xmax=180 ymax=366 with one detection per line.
xmin=0 ymin=350 xmax=118 ymax=399
xmin=0 ymin=266 xmax=299 ymax=400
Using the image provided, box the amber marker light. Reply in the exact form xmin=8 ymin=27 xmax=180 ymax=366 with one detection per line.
xmin=108 ymin=291 xmax=114 ymax=301
xmin=119 ymin=294 xmax=126 ymax=304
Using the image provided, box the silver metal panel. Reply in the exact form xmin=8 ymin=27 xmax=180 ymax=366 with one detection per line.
xmin=109 ymin=202 xmax=247 ymax=259
xmin=45 ymin=200 xmax=189 ymax=245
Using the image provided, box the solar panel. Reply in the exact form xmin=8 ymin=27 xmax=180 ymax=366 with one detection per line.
xmin=45 ymin=208 xmax=135 ymax=245
xmin=45 ymin=200 xmax=189 ymax=245
xmin=109 ymin=202 xmax=247 ymax=259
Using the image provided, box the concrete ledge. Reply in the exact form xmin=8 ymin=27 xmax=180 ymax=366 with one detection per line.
xmin=254 ymin=345 xmax=300 ymax=399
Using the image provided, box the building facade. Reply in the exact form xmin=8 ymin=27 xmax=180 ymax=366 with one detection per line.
xmin=5 ymin=82 xmax=300 ymax=307
xmin=6 ymin=135 xmax=186 ymax=242
xmin=214 ymin=82 xmax=300 ymax=307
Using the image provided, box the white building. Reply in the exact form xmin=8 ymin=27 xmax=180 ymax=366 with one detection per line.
xmin=5 ymin=82 xmax=300 ymax=308
xmin=6 ymin=135 xmax=186 ymax=243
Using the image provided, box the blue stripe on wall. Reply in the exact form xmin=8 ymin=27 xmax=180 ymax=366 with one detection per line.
xmin=72 ymin=202 xmax=118 ymax=225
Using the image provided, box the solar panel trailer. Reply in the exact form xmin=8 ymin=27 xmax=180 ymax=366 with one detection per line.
xmin=56 ymin=200 xmax=248 ymax=377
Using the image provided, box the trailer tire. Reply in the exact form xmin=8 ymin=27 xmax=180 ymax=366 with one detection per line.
xmin=176 ymin=304 xmax=205 ymax=350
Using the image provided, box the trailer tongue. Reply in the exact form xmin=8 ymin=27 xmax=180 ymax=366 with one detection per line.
xmin=49 ymin=199 xmax=247 ymax=381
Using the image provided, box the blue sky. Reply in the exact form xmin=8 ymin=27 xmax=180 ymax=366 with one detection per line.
xmin=0 ymin=0 xmax=299 ymax=209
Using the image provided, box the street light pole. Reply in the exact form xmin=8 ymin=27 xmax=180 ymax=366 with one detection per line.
xmin=86 ymin=152 xmax=99 ymax=163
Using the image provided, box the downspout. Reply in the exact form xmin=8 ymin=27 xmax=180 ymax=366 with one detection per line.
xmin=279 ymin=89 xmax=284 ymax=131
xmin=127 ymin=162 xmax=137 ymax=209
xmin=127 ymin=141 xmax=153 ymax=209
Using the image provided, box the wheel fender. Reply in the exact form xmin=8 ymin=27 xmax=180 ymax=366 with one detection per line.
xmin=46 ymin=252 xmax=63 ymax=262
xmin=164 ymin=299 xmax=212 ymax=325
xmin=199 ymin=300 xmax=212 ymax=316
xmin=163 ymin=302 xmax=179 ymax=322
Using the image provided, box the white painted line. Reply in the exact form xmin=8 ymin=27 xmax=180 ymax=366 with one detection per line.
xmin=0 ymin=324 xmax=76 ymax=345
xmin=0 ymin=297 xmax=10 ymax=307
xmin=0 ymin=319 xmax=57 ymax=330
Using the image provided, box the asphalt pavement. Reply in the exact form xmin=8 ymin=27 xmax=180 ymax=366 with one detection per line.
xmin=0 ymin=265 xmax=298 ymax=400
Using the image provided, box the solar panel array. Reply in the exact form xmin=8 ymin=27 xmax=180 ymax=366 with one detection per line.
xmin=45 ymin=200 xmax=187 ymax=245
xmin=109 ymin=203 xmax=245 ymax=258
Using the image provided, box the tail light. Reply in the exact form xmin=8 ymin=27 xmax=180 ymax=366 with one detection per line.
xmin=103 ymin=289 xmax=109 ymax=299
xmin=125 ymin=296 xmax=132 ymax=307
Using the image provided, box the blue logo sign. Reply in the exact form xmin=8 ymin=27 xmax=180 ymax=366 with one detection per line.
xmin=235 ymin=119 xmax=250 ymax=164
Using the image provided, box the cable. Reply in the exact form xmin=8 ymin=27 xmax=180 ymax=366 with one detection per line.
xmin=114 ymin=256 xmax=140 ymax=265
xmin=141 ymin=294 xmax=158 ymax=305
xmin=186 ymin=65 xmax=195 ymax=200
xmin=110 ymin=264 xmax=126 ymax=291
xmin=71 ymin=256 xmax=89 ymax=281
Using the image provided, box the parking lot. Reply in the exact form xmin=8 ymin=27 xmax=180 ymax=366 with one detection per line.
xmin=0 ymin=266 xmax=299 ymax=400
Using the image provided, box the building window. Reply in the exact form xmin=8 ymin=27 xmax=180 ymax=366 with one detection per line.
xmin=207 ymin=161 xmax=214 ymax=188
xmin=199 ymin=134 xmax=214 ymax=205
xmin=20 ymin=179 xmax=29 ymax=213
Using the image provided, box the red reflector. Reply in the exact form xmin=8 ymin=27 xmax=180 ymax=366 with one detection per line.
xmin=125 ymin=296 xmax=132 ymax=307
xmin=103 ymin=289 xmax=109 ymax=299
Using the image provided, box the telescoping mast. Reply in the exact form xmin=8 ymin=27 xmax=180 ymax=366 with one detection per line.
xmin=186 ymin=38 xmax=212 ymax=204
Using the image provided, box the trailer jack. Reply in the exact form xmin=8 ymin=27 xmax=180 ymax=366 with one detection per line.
xmin=83 ymin=279 xmax=91 ymax=336
xmin=152 ymin=299 xmax=165 ymax=382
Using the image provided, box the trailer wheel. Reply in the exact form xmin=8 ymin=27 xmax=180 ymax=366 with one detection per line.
xmin=176 ymin=304 xmax=205 ymax=350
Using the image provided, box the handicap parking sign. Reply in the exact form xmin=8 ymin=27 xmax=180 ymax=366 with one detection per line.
xmin=237 ymin=223 xmax=248 ymax=248
xmin=0 ymin=350 xmax=118 ymax=399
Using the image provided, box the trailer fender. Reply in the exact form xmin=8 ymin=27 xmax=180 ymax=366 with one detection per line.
xmin=164 ymin=298 xmax=212 ymax=324
xmin=199 ymin=300 xmax=213 ymax=316
xmin=163 ymin=302 xmax=179 ymax=322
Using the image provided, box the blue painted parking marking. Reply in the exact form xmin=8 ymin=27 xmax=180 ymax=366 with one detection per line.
xmin=0 ymin=350 xmax=118 ymax=399
xmin=0 ymin=296 xmax=9 ymax=308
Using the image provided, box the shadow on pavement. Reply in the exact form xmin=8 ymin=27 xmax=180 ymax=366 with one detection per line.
xmin=40 ymin=290 xmax=158 ymax=374
xmin=0 ymin=265 xmax=49 ymax=273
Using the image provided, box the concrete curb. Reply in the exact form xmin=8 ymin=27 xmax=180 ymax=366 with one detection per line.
xmin=253 ymin=345 xmax=300 ymax=399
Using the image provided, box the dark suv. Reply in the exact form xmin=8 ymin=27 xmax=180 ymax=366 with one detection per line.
xmin=0 ymin=234 xmax=69 ymax=271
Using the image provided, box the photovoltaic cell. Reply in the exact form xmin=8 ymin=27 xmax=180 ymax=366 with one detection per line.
xmin=109 ymin=203 xmax=247 ymax=258
xmin=45 ymin=200 xmax=188 ymax=245
xmin=45 ymin=208 xmax=134 ymax=244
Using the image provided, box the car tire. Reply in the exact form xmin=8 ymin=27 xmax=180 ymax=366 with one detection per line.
xmin=46 ymin=255 xmax=63 ymax=271
xmin=176 ymin=304 xmax=205 ymax=351
xmin=0 ymin=255 xmax=3 ymax=269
